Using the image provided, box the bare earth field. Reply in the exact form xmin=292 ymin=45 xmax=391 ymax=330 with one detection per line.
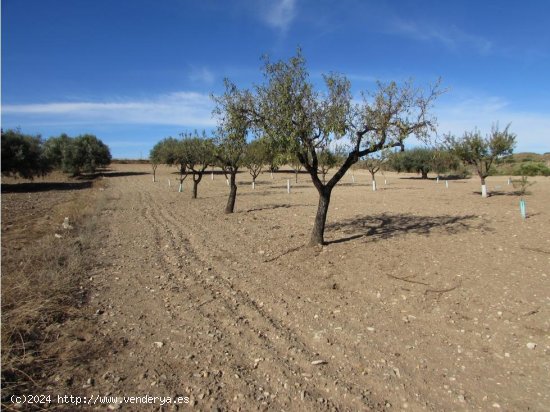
xmin=3 ymin=164 xmax=550 ymax=411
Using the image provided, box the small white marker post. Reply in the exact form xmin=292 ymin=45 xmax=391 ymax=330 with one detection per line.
xmin=287 ymin=179 xmax=291 ymax=194
xmin=436 ymin=176 xmax=440 ymax=183
xmin=168 ymin=178 xmax=171 ymax=187
xmin=507 ymin=177 xmax=511 ymax=185
xmin=445 ymin=180 xmax=449 ymax=189
xmin=384 ymin=178 xmax=387 ymax=185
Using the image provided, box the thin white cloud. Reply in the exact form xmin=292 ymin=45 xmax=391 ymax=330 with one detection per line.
xmin=2 ymin=91 xmax=216 ymax=127
xmin=188 ymin=66 xmax=215 ymax=85
xmin=261 ymin=0 xmax=296 ymax=32
xmin=435 ymin=96 xmax=550 ymax=153
xmin=389 ymin=18 xmax=493 ymax=54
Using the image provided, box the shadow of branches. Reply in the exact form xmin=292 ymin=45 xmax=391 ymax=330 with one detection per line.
xmin=326 ymin=212 xmax=489 ymax=245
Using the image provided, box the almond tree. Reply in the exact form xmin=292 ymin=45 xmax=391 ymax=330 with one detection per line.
xmin=212 ymin=80 xmax=251 ymax=213
xmin=249 ymin=51 xmax=442 ymax=245
xmin=317 ymin=149 xmax=340 ymax=184
xmin=151 ymin=137 xmax=188 ymax=191
xmin=179 ymin=131 xmax=216 ymax=198
xmin=445 ymin=124 xmax=516 ymax=197
xmin=364 ymin=149 xmax=390 ymax=191
xmin=243 ymin=138 xmax=269 ymax=186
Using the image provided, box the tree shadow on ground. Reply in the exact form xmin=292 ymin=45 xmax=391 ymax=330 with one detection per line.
xmin=326 ymin=212 xmax=489 ymax=245
xmin=245 ymin=203 xmax=315 ymax=213
xmin=472 ymin=190 xmax=521 ymax=197
xmin=101 ymin=171 xmax=150 ymax=178
xmin=1 ymin=181 xmax=93 ymax=193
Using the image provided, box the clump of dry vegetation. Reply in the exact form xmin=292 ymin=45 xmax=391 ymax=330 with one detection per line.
xmin=1 ymin=181 xmax=104 ymax=408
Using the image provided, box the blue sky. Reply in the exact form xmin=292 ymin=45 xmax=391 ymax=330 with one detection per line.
xmin=2 ymin=0 xmax=549 ymax=158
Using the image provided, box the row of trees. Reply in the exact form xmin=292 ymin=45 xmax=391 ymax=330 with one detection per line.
xmin=152 ymin=50 xmax=516 ymax=245
xmin=1 ymin=129 xmax=112 ymax=178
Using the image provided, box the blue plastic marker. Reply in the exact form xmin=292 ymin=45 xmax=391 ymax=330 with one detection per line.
xmin=520 ymin=199 xmax=526 ymax=219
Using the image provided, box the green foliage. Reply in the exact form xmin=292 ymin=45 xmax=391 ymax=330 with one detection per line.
xmin=212 ymin=79 xmax=250 ymax=172
xmin=363 ymin=149 xmax=390 ymax=177
xmin=243 ymin=138 xmax=270 ymax=180
xmin=44 ymin=133 xmax=111 ymax=176
xmin=512 ymin=176 xmax=535 ymax=196
xmin=514 ymin=161 xmax=550 ymax=176
xmin=389 ymin=148 xmax=434 ymax=178
xmin=317 ymin=149 xmax=340 ymax=182
xmin=445 ymin=124 xmax=516 ymax=179
xmin=1 ymin=129 xmax=51 ymax=179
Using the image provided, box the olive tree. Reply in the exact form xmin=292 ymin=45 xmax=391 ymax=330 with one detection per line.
xmin=212 ymin=80 xmax=251 ymax=213
xmin=1 ymin=129 xmax=51 ymax=179
xmin=389 ymin=148 xmax=434 ymax=179
xmin=248 ymin=51 xmax=441 ymax=245
xmin=43 ymin=133 xmax=111 ymax=176
xmin=445 ymin=124 xmax=516 ymax=197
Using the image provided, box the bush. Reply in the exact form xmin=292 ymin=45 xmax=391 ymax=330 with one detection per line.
xmin=514 ymin=161 xmax=550 ymax=176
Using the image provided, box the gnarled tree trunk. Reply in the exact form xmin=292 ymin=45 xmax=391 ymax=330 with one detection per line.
xmin=192 ymin=173 xmax=202 ymax=199
xmin=310 ymin=186 xmax=332 ymax=246
xmin=225 ymin=171 xmax=238 ymax=213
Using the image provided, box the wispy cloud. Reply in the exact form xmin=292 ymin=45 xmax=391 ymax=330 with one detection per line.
xmin=260 ymin=0 xmax=296 ymax=32
xmin=188 ymin=66 xmax=215 ymax=85
xmin=2 ymin=92 xmax=216 ymax=127
xmin=389 ymin=18 xmax=493 ymax=54
xmin=435 ymin=96 xmax=550 ymax=153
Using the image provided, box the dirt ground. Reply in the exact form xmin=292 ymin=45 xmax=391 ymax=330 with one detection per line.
xmin=3 ymin=164 xmax=550 ymax=411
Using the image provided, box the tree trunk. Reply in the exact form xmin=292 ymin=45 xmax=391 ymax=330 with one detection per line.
xmin=225 ymin=171 xmax=237 ymax=213
xmin=480 ymin=176 xmax=488 ymax=198
xmin=310 ymin=187 xmax=332 ymax=246
xmin=421 ymin=170 xmax=428 ymax=179
xmin=192 ymin=173 xmax=202 ymax=199
xmin=295 ymin=171 xmax=298 ymax=183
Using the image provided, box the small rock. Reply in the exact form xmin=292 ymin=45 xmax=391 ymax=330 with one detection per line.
xmin=107 ymin=403 xmax=121 ymax=410
xmin=54 ymin=233 xmax=63 ymax=239
xmin=526 ymin=342 xmax=537 ymax=350
xmin=311 ymin=360 xmax=327 ymax=365
xmin=492 ymin=402 xmax=501 ymax=408
xmin=154 ymin=341 xmax=164 ymax=348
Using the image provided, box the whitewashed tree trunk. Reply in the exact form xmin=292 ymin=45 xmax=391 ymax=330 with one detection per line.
xmin=481 ymin=184 xmax=488 ymax=198
xmin=372 ymin=180 xmax=377 ymax=191
xmin=168 ymin=179 xmax=171 ymax=187
xmin=287 ymin=179 xmax=290 ymax=194
xmin=252 ymin=181 xmax=255 ymax=190
xmin=178 ymin=182 xmax=183 ymax=192
xmin=436 ymin=176 xmax=439 ymax=183
xmin=445 ymin=180 xmax=449 ymax=188
xmin=211 ymin=171 xmax=214 ymax=180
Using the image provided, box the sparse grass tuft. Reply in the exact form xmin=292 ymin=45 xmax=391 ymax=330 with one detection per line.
xmin=1 ymin=179 xmax=105 ymax=409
